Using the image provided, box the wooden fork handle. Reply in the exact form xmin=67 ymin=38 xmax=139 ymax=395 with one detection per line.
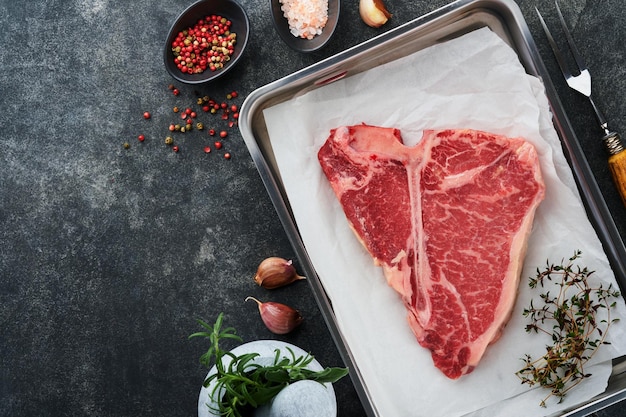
xmin=604 ymin=131 xmax=626 ymax=207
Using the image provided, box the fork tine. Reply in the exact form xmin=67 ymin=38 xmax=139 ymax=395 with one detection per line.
xmin=535 ymin=7 xmax=571 ymax=79
xmin=554 ymin=0 xmax=587 ymax=73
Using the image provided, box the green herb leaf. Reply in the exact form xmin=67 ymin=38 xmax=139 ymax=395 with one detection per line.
xmin=191 ymin=313 xmax=349 ymax=417
xmin=516 ymin=251 xmax=620 ymax=407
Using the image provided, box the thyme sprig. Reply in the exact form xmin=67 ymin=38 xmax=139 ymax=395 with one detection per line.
xmin=516 ymin=250 xmax=621 ymax=407
xmin=189 ymin=313 xmax=349 ymax=417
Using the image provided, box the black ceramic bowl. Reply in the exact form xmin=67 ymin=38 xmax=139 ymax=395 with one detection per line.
xmin=164 ymin=0 xmax=249 ymax=84
xmin=270 ymin=0 xmax=339 ymax=53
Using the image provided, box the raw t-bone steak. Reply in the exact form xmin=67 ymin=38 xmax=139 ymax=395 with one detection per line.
xmin=318 ymin=125 xmax=545 ymax=379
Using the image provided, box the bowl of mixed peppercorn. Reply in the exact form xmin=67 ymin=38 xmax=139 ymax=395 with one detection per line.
xmin=164 ymin=0 xmax=250 ymax=84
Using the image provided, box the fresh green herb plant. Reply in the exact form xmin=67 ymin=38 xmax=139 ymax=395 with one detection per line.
xmin=189 ymin=313 xmax=349 ymax=417
xmin=516 ymin=250 xmax=621 ymax=407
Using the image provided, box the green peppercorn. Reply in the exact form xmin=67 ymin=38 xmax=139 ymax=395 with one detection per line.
xmin=165 ymin=136 xmax=173 ymax=145
xmin=123 ymin=142 xmax=130 ymax=149
xmin=196 ymin=122 xmax=204 ymax=130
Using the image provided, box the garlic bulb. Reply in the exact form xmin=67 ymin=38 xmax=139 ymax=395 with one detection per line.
xmin=359 ymin=0 xmax=391 ymax=28
xmin=254 ymin=257 xmax=306 ymax=289
xmin=246 ymin=296 xmax=303 ymax=334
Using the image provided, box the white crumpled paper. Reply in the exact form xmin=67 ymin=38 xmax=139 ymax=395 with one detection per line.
xmin=262 ymin=28 xmax=626 ymax=417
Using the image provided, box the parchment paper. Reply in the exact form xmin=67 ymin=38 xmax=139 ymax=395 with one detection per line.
xmin=262 ymin=28 xmax=626 ymax=417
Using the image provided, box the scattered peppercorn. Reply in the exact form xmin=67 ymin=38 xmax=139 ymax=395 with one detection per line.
xmin=127 ymin=84 xmax=241 ymax=157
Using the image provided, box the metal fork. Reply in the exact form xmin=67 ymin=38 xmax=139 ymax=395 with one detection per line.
xmin=537 ymin=1 xmax=626 ymax=206
xmin=535 ymin=1 xmax=624 ymax=154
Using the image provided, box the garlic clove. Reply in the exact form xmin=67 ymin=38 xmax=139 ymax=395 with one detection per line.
xmin=359 ymin=0 xmax=391 ymax=28
xmin=254 ymin=257 xmax=306 ymax=289
xmin=246 ymin=296 xmax=303 ymax=334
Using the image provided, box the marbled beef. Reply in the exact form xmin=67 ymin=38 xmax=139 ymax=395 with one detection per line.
xmin=318 ymin=125 xmax=545 ymax=379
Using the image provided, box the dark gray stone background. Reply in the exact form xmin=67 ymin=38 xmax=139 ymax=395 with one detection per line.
xmin=1 ymin=0 xmax=625 ymax=416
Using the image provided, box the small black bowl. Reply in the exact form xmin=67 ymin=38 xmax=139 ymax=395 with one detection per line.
xmin=164 ymin=0 xmax=249 ymax=84
xmin=270 ymin=0 xmax=339 ymax=53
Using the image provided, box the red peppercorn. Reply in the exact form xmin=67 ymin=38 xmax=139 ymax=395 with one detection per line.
xmin=173 ymin=145 xmax=179 ymax=152
xmin=214 ymin=141 xmax=223 ymax=149
xmin=173 ymin=88 xmax=180 ymax=96
xmin=169 ymin=124 xmax=175 ymax=131
xmin=224 ymin=152 xmax=231 ymax=159
xmin=219 ymin=130 xmax=227 ymax=138
xmin=170 ymin=15 xmax=236 ymax=76
xmin=209 ymin=129 xmax=216 ymax=136
xmin=230 ymin=104 xmax=238 ymax=112
xmin=202 ymin=105 xmax=210 ymax=112
xmin=230 ymin=91 xmax=238 ymax=98
xmin=204 ymin=146 xmax=211 ymax=153
xmin=138 ymin=134 xmax=145 ymax=142
xmin=143 ymin=111 xmax=151 ymax=119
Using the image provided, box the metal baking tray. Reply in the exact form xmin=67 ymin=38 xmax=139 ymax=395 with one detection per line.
xmin=239 ymin=0 xmax=626 ymax=415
